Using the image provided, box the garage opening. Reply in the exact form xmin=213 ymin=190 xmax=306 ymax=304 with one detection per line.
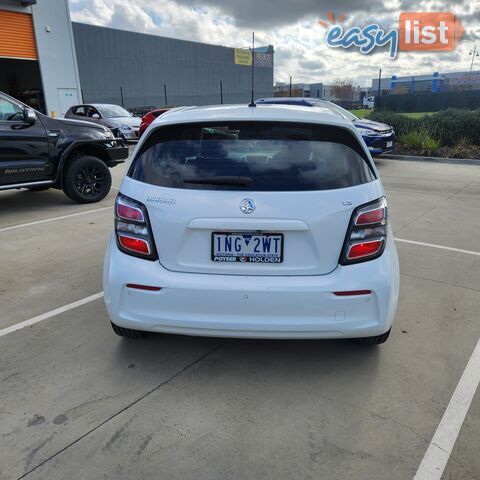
xmin=0 ymin=9 xmax=45 ymax=113
xmin=0 ymin=58 xmax=45 ymax=113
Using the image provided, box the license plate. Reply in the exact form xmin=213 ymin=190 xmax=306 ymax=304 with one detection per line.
xmin=212 ymin=232 xmax=284 ymax=263
xmin=386 ymin=141 xmax=393 ymax=148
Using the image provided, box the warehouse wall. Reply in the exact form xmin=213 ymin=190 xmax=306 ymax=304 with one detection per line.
xmin=31 ymin=1 xmax=82 ymax=116
xmin=72 ymin=23 xmax=274 ymax=108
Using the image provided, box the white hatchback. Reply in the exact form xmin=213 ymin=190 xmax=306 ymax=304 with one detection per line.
xmin=103 ymin=104 xmax=399 ymax=344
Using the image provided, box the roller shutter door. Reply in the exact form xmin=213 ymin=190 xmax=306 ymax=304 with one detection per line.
xmin=0 ymin=10 xmax=37 ymax=60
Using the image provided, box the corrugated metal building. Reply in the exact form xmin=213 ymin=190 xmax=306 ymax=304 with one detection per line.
xmin=72 ymin=23 xmax=274 ymax=108
xmin=372 ymin=71 xmax=480 ymax=95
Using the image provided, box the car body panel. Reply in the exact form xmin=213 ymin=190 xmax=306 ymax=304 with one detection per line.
xmin=0 ymin=112 xmax=51 ymax=186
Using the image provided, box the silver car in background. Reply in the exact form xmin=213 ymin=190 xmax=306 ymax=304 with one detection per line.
xmin=65 ymin=103 xmax=141 ymax=141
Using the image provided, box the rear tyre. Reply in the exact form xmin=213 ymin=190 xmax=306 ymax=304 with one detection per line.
xmin=63 ymin=155 xmax=111 ymax=204
xmin=352 ymin=328 xmax=391 ymax=345
xmin=111 ymin=322 xmax=146 ymax=339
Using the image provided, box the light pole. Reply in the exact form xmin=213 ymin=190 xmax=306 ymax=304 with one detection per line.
xmin=377 ymin=68 xmax=382 ymax=97
xmin=468 ymin=45 xmax=479 ymax=87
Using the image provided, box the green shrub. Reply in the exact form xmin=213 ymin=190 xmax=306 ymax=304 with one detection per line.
xmin=400 ymin=131 xmax=424 ymax=150
xmin=366 ymin=111 xmax=421 ymax=137
xmin=399 ymin=130 xmax=440 ymax=154
xmin=424 ymin=109 xmax=480 ymax=146
xmin=366 ymin=109 xmax=480 ymax=147
xmin=422 ymin=135 xmax=441 ymax=155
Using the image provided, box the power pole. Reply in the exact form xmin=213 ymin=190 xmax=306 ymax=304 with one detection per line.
xmin=469 ymin=45 xmax=479 ymax=86
xmin=289 ymin=76 xmax=292 ymax=97
xmin=377 ymin=69 xmax=382 ymax=97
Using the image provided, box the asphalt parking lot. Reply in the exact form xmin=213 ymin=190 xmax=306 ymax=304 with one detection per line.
xmin=1 ymin=152 xmax=479 ymax=480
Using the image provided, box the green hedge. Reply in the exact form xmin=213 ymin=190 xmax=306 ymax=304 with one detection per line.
xmin=367 ymin=109 xmax=480 ymax=146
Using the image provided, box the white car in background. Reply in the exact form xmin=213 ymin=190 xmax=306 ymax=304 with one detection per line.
xmin=103 ymin=104 xmax=399 ymax=344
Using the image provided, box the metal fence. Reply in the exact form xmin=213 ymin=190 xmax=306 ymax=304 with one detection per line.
xmin=375 ymin=90 xmax=480 ymax=112
xmin=80 ymin=86 xmax=272 ymax=110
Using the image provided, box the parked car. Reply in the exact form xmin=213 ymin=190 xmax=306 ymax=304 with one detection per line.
xmin=65 ymin=103 xmax=141 ymax=141
xmin=138 ymin=108 xmax=170 ymax=138
xmin=256 ymin=97 xmax=395 ymax=155
xmin=0 ymin=91 xmax=128 ymax=203
xmin=104 ymin=104 xmax=399 ymax=344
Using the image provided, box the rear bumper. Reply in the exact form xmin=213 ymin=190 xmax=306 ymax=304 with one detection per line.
xmin=103 ymin=233 xmax=399 ymax=339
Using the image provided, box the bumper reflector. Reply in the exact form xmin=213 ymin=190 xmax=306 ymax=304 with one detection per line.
xmin=126 ymin=284 xmax=162 ymax=291
xmin=333 ymin=290 xmax=372 ymax=296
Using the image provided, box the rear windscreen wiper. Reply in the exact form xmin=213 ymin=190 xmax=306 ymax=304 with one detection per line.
xmin=183 ymin=176 xmax=252 ymax=186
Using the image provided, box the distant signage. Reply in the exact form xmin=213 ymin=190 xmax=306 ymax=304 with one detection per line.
xmin=234 ymin=48 xmax=252 ymax=66
xmin=255 ymin=52 xmax=273 ymax=67
xmin=234 ymin=48 xmax=273 ymax=67
xmin=446 ymin=72 xmax=480 ymax=85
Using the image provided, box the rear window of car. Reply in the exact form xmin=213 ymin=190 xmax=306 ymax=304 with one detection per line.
xmin=128 ymin=121 xmax=375 ymax=191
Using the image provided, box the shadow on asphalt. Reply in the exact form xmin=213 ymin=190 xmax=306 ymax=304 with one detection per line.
xmin=111 ymin=333 xmax=381 ymax=387
xmin=0 ymin=187 xmax=117 ymax=217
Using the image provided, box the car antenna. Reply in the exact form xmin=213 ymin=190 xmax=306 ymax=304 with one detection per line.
xmin=248 ymin=32 xmax=256 ymax=107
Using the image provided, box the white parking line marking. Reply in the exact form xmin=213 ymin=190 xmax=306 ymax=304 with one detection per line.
xmin=0 ymin=292 xmax=104 ymax=338
xmin=0 ymin=206 xmax=113 ymax=233
xmin=414 ymin=337 xmax=480 ymax=480
xmin=396 ymin=238 xmax=480 ymax=257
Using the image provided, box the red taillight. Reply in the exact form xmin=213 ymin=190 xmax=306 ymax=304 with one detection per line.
xmin=355 ymin=207 xmax=385 ymax=226
xmin=117 ymin=203 xmax=144 ymax=222
xmin=347 ymin=240 xmax=383 ymax=260
xmin=340 ymin=197 xmax=387 ymax=265
xmin=118 ymin=235 xmax=151 ymax=255
xmin=115 ymin=194 xmax=158 ymax=261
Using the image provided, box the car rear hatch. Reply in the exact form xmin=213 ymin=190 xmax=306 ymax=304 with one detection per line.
xmin=122 ymin=120 xmax=383 ymax=276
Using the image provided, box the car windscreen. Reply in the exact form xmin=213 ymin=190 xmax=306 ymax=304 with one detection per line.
xmin=323 ymin=103 xmax=358 ymax=121
xmin=128 ymin=121 xmax=375 ymax=191
xmin=97 ymin=105 xmax=132 ymax=118
xmin=303 ymin=99 xmax=358 ymax=121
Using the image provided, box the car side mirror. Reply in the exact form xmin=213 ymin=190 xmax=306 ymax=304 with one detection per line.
xmin=23 ymin=108 xmax=36 ymax=124
xmin=92 ymin=113 xmax=100 ymax=119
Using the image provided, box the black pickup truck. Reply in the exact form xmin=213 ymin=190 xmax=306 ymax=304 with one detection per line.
xmin=0 ymin=91 xmax=129 ymax=203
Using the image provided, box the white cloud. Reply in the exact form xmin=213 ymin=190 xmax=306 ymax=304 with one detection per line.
xmin=69 ymin=0 xmax=480 ymax=87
